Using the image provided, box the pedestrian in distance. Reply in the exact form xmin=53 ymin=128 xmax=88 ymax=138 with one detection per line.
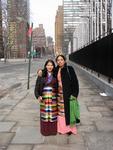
xmin=34 ymin=59 xmax=58 ymax=136
xmin=55 ymin=54 xmax=79 ymax=135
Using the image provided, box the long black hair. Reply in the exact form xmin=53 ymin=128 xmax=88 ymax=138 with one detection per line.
xmin=42 ymin=59 xmax=56 ymax=77
xmin=55 ymin=54 xmax=66 ymax=62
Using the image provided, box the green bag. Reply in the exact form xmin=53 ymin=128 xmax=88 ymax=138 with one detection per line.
xmin=69 ymin=95 xmax=80 ymax=126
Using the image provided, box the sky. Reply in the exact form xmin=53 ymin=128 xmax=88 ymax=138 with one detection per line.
xmin=30 ymin=0 xmax=63 ymax=40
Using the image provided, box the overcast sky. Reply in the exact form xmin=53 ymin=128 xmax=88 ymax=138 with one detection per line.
xmin=30 ymin=0 xmax=62 ymax=40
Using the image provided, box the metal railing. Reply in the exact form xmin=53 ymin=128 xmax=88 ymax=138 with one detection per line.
xmin=69 ymin=31 xmax=113 ymax=83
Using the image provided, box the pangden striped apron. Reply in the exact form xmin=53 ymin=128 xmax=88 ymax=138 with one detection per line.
xmin=40 ymin=78 xmax=57 ymax=136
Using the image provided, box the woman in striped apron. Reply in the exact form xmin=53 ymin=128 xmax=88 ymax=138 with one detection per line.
xmin=35 ymin=59 xmax=58 ymax=136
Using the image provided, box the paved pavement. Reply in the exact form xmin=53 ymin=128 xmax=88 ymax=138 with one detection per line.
xmin=0 ymin=61 xmax=113 ymax=150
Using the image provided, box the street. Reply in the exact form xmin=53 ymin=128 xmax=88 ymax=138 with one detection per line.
xmin=0 ymin=59 xmax=45 ymax=97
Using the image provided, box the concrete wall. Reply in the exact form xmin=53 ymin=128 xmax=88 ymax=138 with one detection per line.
xmin=74 ymin=63 xmax=113 ymax=98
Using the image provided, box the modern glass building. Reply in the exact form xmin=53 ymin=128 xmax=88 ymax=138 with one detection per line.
xmin=63 ymin=0 xmax=112 ymax=53
xmin=63 ymin=0 xmax=90 ymax=54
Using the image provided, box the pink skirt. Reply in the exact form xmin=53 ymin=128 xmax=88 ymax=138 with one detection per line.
xmin=57 ymin=116 xmax=77 ymax=134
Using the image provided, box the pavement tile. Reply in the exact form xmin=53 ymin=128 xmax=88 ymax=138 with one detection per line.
xmin=0 ymin=103 xmax=14 ymax=110
xmin=92 ymin=96 xmax=108 ymax=101
xmin=0 ymin=98 xmax=20 ymax=106
xmin=43 ymin=133 xmax=85 ymax=146
xmin=0 ymin=133 xmax=14 ymax=146
xmin=88 ymin=106 xmax=110 ymax=112
xmin=105 ymin=100 xmax=113 ymax=108
xmin=11 ymin=127 xmax=44 ymax=144
xmin=0 ymin=147 xmax=7 ymax=150
xmin=67 ymin=134 xmax=85 ymax=144
xmin=86 ymin=101 xmax=105 ymax=106
xmin=79 ymin=88 xmax=98 ymax=97
xmin=43 ymin=134 xmax=67 ymax=145
xmin=0 ymin=122 xmax=16 ymax=132
xmin=85 ymin=132 xmax=113 ymax=150
xmin=101 ymin=111 xmax=113 ymax=117
xmin=5 ymin=109 xmax=38 ymax=121
xmin=79 ymin=118 xmax=94 ymax=125
xmin=7 ymin=144 xmax=33 ymax=150
xmin=96 ymin=118 xmax=113 ymax=131
xmin=81 ymin=111 xmax=102 ymax=120
xmin=0 ymin=116 xmax=5 ymax=121
xmin=17 ymin=120 xmax=40 ymax=126
xmin=79 ymin=103 xmax=88 ymax=112
xmin=33 ymin=144 xmax=86 ymax=150
xmin=78 ymin=125 xmax=96 ymax=133
xmin=0 ymin=110 xmax=11 ymax=115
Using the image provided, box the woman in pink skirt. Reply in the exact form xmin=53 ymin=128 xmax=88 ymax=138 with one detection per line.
xmin=55 ymin=54 xmax=79 ymax=135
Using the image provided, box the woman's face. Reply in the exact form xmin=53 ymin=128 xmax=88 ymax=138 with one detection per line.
xmin=46 ymin=62 xmax=54 ymax=72
xmin=56 ymin=56 xmax=65 ymax=68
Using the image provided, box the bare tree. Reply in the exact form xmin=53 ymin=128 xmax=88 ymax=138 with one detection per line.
xmin=1 ymin=0 xmax=14 ymax=62
xmin=0 ymin=0 xmax=4 ymax=58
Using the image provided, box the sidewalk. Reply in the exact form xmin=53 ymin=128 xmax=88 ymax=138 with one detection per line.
xmin=0 ymin=62 xmax=113 ymax=150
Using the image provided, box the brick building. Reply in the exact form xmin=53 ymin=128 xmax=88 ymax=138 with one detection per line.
xmin=32 ymin=24 xmax=46 ymax=57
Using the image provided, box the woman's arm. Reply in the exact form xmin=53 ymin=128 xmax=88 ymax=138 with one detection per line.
xmin=34 ymin=77 xmax=41 ymax=99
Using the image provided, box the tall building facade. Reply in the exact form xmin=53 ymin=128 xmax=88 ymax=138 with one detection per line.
xmin=46 ymin=36 xmax=54 ymax=55
xmin=63 ymin=0 xmax=92 ymax=54
xmin=32 ymin=24 xmax=46 ymax=57
xmin=0 ymin=0 xmax=3 ymax=58
xmin=7 ymin=0 xmax=29 ymax=58
xmin=63 ymin=0 xmax=112 ymax=53
xmin=55 ymin=6 xmax=63 ymax=56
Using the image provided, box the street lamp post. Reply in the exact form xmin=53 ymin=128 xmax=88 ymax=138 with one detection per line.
xmin=27 ymin=22 xmax=33 ymax=90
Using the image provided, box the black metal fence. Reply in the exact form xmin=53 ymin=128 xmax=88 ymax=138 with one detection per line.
xmin=69 ymin=33 xmax=113 ymax=82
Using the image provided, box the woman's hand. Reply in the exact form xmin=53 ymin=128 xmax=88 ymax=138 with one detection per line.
xmin=37 ymin=96 xmax=42 ymax=103
xmin=71 ymin=95 xmax=77 ymax=100
xmin=37 ymin=69 xmax=42 ymax=77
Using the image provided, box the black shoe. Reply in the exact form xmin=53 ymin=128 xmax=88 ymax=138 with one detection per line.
xmin=66 ymin=132 xmax=72 ymax=136
xmin=76 ymin=119 xmax=80 ymax=125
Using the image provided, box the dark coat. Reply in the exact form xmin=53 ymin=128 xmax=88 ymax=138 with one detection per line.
xmin=55 ymin=64 xmax=79 ymax=125
xmin=34 ymin=76 xmax=45 ymax=99
xmin=34 ymin=72 xmax=58 ymax=99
